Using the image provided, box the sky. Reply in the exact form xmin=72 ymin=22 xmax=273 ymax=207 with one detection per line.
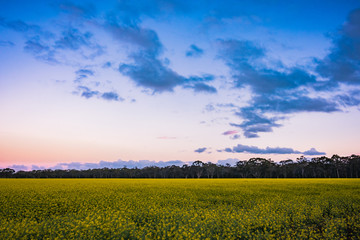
xmin=1 ymin=0 xmax=360 ymax=170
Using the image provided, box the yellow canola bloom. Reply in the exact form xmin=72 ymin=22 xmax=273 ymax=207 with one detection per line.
xmin=0 ymin=179 xmax=359 ymax=239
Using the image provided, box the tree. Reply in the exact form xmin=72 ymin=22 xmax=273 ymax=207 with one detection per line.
xmin=5 ymin=154 xmax=360 ymax=178
xmin=296 ymin=156 xmax=308 ymax=178
xmin=235 ymin=160 xmax=247 ymax=178
xmin=279 ymin=160 xmax=294 ymax=178
xmin=191 ymin=160 xmax=205 ymax=178
xmin=0 ymin=168 xmax=15 ymax=178
xmin=204 ymin=162 xmax=217 ymax=178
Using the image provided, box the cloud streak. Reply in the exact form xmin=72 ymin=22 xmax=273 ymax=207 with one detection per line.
xmin=101 ymin=92 xmax=123 ymax=101
xmin=119 ymin=51 xmax=185 ymax=93
xmin=75 ymin=68 xmax=95 ymax=82
xmin=219 ymin=144 xmax=325 ymax=155
xmin=103 ymin=13 xmax=218 ymax=94
xmin=217 ymin=9 xmax=360 ymax=139
xmin=0 ymin=40 xmax=15 ymax=47
xmin=76 ymin=86 xmax=123 ymax=102
xmin=316 ymin=9 xmax=360 ymax=87
xmin=53 ymin=159 xmax=187 ymax=170
xmin=8 ymin=160 xmax=189 ymax=171
xmin=0 ymin=17 xmax=52 ymax=37
xmin=119 ymin=51 xmax=217 ymax=93
xmin=24 ymin=37 xmax=58 ymax=63
xmin=194 ymin=147 xmax=207 ymax=153
xmin=222 ymin=130 xmax=238 ymax=135
xmin=186 ymin=44 xmax=204 ymax=57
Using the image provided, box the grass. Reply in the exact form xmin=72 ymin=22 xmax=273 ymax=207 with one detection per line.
xmin=0 ymin=179 xmax=359 ymax=239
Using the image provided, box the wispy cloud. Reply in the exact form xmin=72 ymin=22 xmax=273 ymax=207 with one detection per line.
xmin=77 ymin=86 xmax=99 ymax=99
xmin=222 ymin=130 xmax=238 ymax=135
xmin=222 ymin=130 xmax=241 ymax=139
xmin=2 ymin=2 xmax=218 ymax=98
xmin=230 ymin=109 xmax=283 ymax=138
xmin=214 ymin=9 xmax=360 ymax=139
xmin=75 ymin=68 xmax=95 ymax=82
xmin=76 ymin=69 xmax=94 ymax=76
xmin=0 ymin=17 xmax=52 ymax=37
xmin=219 ymin=144 xmax=325 ymax=155
xmin=1 ymin=1 xmax=359 ymax=154
xmin=1 ymin=16 xmax=103 ymax=65
xmin=24 ymin=37 xmax=58 ymax=64
xmin=53 ymin=159 xmax=187 ymax=169
xmin=53 ymin=27 xmax=104 ymax=59
xmin=186 ymin=44 xmax=204 ymax=57
xmin=119 ymin=50 xmax=217 ymax=93
xmin=76 ymin=86 xmax=123 ymax=102
xmin=55 ymin=28 xmax=92 ymax=50
xmin=230 ymin=134 xmax=241 ymax=140
xmin=0 ymin=40 xmax=15 ymax=47
xmin=106 ymin=17 xmax=163 ymax=55
xmin=187 ymin=83 xmax=217 ymax=93
xmin=216 ymin=27 xmax=355 ymax=138
xmin=316 ymin=9 xmax=360 ymax=88
xmin=59 ymin=2 xmax=97 ymax=19
xmin=119 ymin=51 xmax=185 ymax=93
xmin=104 ymin=12 xmax=217 ymax=94
xmin=8 ymin=159 xmax=188 ymax=171
xmin=302 ymin=148 xmax=326 ymax=156
xmin=101 ymin=92 xmax=123 ymax=101
xmin=194 ymin=147 xmax=207 ymax=153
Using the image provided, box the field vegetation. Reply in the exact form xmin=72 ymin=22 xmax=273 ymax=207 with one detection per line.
xmin=0 ymin=179 xmax=359 ymax=239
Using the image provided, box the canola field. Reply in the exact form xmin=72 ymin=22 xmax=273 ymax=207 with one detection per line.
xmin=0 ymin=179 xmax=359 ymax=239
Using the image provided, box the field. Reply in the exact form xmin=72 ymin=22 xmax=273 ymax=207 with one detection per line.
xmin=0 ymin=179 xmax=359 ymax=239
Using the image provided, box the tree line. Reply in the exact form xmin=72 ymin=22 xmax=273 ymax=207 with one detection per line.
xmin=1 ymin=154 xmax=359 ymax=178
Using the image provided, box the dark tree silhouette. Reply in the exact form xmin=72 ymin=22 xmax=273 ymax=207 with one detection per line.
xmin=1 ymin=154 xmax=359 ymax=178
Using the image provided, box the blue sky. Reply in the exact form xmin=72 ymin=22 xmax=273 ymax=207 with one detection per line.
xmin=1 ymin=0 xmax=360 ymax=170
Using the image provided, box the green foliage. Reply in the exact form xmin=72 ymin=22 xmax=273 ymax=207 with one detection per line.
xmin=0 ymin=179 xmax=359 ymax=239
